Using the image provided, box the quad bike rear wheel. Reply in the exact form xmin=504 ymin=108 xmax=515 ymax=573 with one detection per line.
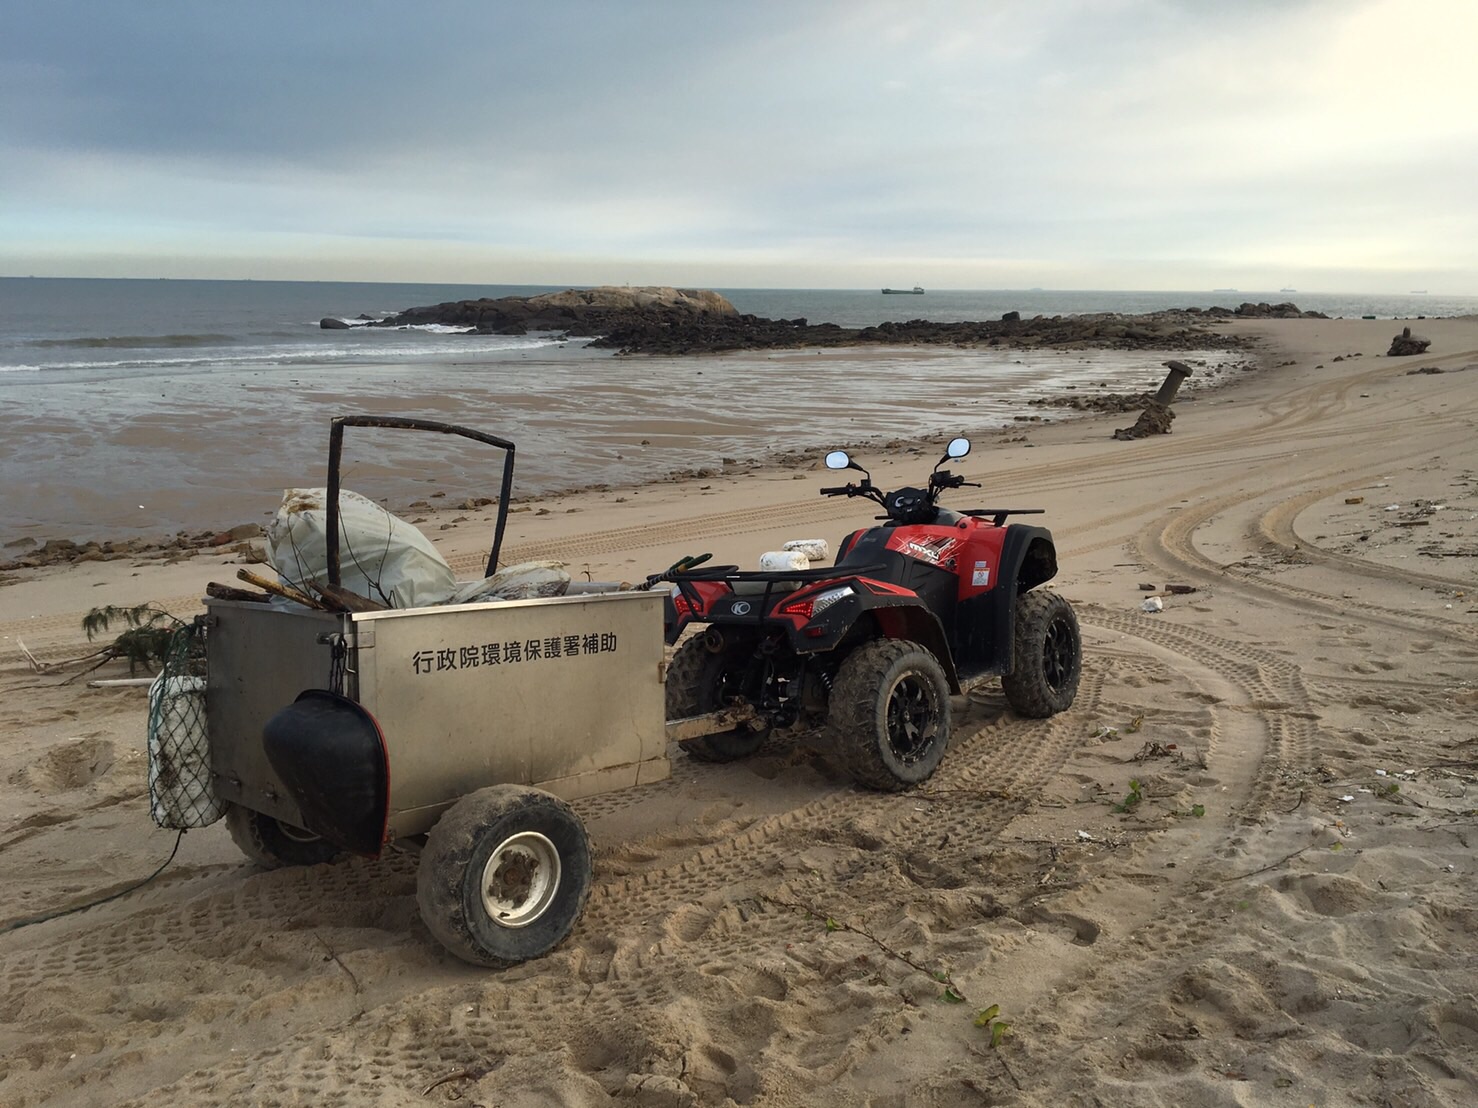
xmin=665 ymin=637 xmax=770 ymax=762
xmin=1001 ymin=589 xmax=1082 ymax=717
xmin=829 ymin=638 xmax=951 ymax=791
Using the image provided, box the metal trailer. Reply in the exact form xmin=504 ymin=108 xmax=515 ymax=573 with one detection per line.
xmin=162 ymin=417 xmax=745 ymax=967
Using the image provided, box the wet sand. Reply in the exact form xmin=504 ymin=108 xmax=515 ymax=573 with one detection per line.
xmin=0 ymin=342 xmax=1249 ymax=543
xmin=1 ymin=317 xmax=1476 ymax=1106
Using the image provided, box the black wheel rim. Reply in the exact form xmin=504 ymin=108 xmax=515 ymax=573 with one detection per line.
xmin=700 ymin=653 xmax=749 ymax=712
xmin=1042 ymin=615 xmax=1077 ymax=691
xmin=885 ymin=674 xmax=938 ymax=764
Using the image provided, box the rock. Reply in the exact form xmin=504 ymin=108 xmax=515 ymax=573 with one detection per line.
xmin=1001 ymin=311 xmax=1021 ymax=322
xmin=1233 ymin=301 xmax=1326 ymax=319
xmin=319 ymin=317 xmax=351 ymax=329
xmin=1113 ymin=402 xmax=1176 ymax=440
xmin=3 ymin=536 xmax=37 ymax=549
xmin=208 ymin=522 xmax=263 ymax=546
xmin=1387 ymin=326 xmax=1431 ymax=356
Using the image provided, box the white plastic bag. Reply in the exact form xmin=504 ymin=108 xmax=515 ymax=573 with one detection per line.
xmin=148 ymin=675 xmax=226 ymax=829
xmin=267 ymin=488 xmax=456 ymax=608
xmin=446 ymin=561 xmax=571 ymax=604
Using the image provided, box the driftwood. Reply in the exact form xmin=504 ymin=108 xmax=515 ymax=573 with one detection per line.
xmin=227 ymin=569 xmax=385 ymax=613
xmin=235 ymin=569 xmax=326 ymax=610
xmin=17 ymin=637 xmax=110 ymax=675
xmin=206 ymin=581 xmax=272 ymax=603
xmin=306 ymin=580 xmax=388 ymax=613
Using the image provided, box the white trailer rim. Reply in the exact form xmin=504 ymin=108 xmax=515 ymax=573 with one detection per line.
xmin=480 ymin=830 xmax=561 ymax=928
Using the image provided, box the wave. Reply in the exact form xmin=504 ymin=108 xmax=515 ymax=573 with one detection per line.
xmin=317 ymin=318 xmax=480 ymax=335
xmin=0 ymin=333 xmax=588 ymax=375
xmin=29 ymin=333 xmax=239 ymax=349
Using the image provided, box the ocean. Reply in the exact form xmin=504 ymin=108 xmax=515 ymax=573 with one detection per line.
xmin=2 ymin=278 xmax=1473 ymax=543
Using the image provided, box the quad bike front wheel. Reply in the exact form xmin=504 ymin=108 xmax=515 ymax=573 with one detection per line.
xmin=665 ymin=637 xmax=770 ymax=763
xmin=416 ymin=784 xmax=592 ymax=967
xmin=1001 ymin=589 xmax=1082 ymax=718
xmin=225 ymin=803 xmax=343 ymax=868
xmin=829 ymin=638 xmax=951 ymax=791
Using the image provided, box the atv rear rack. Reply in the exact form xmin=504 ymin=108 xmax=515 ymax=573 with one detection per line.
xmin=666 ymin=563 xmax=889 ymax=623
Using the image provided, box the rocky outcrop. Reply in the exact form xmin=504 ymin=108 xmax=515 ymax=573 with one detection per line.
xmin=1387 ymin=326 xmax=1431 ymax=356
xmin=1231 ymin=301 xmax=1324 ymax=319
xmin=358 ymin=288 xmax=1307 ymax=356
xmin=319 ymin=317 xmax=351 ymax=329
xmin=0 ymin=525 xmax=266 ymax=571
xmin=1031 ymin=391 xmax=1159 ymax=414
xmin=591 ymin=311 xmax=1254 ymax=356
xmin=373 ymin=286 xmax=737 ymax=336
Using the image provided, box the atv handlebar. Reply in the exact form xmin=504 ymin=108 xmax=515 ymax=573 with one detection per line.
xmin=930 ymin=470 xmax=980 ymax=491
xmin=818 ymin=462 xmax=983 ymax=525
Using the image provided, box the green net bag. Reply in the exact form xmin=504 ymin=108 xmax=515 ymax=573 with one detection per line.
xmin=147 ymin=622 xmax=225 ymax=829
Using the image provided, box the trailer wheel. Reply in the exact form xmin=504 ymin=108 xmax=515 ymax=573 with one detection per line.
xmin=665 ymin=637 xmax=768 ymax=763
xmin=416 ymin=785 xmax=592 ymax=967
xmin=1001 ymin=589 xmax=1082 ymax=718
xmin=225 ymin=803 xmax=342 ymax=868
xmin=829 ymin=638 xmax=951 ymax=791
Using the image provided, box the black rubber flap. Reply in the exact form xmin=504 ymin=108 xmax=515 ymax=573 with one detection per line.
xmin=262 ymin=689 xmax=388 ymax=857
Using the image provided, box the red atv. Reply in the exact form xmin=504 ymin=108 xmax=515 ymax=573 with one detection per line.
xmin=659 ymin=436 xmax=1081 ymax=790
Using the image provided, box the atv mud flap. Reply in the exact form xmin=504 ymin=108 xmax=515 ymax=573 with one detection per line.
xmin=261 ymin=689 xmax=389 ymax=857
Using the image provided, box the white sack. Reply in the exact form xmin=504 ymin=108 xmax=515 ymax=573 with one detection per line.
xmin=782 ymin=538 xmax=831 ymax=562
xmin=759 ymin=550 xmax=810 ymax=572
xmin=267 ymin=488 xmax=456 ymax=609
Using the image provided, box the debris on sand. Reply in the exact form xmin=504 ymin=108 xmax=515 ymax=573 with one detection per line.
xmin=1113 ymin=402 xmax=1175 ymax=440
xmin=1387 ymin=327 xmax=1431 ymax=356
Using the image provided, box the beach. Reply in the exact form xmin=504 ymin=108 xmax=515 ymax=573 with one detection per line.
xmin=1 ymin=315 xmax=1476 ymax=1106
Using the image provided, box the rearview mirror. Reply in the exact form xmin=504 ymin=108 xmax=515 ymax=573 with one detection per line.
xmin=947 ymin=436 xmax=971 ymax=459
xmin=825 ymin=450 xmax=851 ymax=470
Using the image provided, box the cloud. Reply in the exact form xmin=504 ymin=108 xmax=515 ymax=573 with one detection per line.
xmin=1 ymin=0 xmax=1475 ymax=290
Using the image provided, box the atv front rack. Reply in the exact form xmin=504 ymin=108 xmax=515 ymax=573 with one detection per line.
xmin=960 ymin=508 xmax=1046 ymax=526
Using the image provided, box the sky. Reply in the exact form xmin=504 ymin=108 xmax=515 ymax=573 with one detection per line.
xmin=2 ymin=0 xmax=1475 ymax=293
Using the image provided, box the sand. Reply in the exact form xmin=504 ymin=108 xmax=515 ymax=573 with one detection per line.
xmin=1 ymin=317 xmax=1475 ymax=1107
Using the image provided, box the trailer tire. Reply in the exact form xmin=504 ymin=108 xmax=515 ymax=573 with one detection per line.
xmin=225 ymin=803 xmax=342 ymax=868
xmin=665 ymin=637 xmax=768 ymax=763
xmin=1001 ymin=589 xmax=1082 ymax=718
xmin=829 ymin=638 xmax=951 ymax=791
xmin=417 ymin=785 xmax=592 ymax=967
